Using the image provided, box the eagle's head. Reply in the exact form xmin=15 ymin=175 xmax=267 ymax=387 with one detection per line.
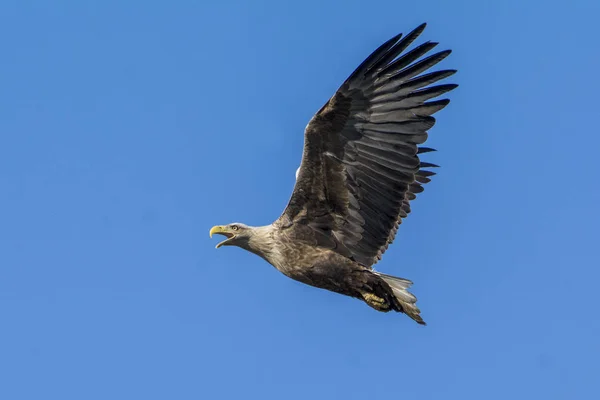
xmin=209 ymin=223 xmax=252 ymax=249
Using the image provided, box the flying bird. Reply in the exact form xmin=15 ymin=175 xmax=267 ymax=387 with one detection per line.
xmin=210 ymin=23 xmax=457 ymax=325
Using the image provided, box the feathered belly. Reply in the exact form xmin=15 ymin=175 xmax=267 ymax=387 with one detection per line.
xmin=268 ymin=243 xmax=365 ymax=297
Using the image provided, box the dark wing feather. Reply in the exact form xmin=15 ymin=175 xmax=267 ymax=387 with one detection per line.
xmin=276 ymin=23 xmax=457 ymax=267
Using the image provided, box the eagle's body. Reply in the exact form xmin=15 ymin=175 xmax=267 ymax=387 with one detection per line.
xmin=210 ymin=23 xmax=457 ymax=325
xmin=231 ymin=223 xmax=416 ymax=318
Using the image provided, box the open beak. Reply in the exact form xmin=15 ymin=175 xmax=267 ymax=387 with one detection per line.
xmin=209 ymin=225 xmax=235 ymax=249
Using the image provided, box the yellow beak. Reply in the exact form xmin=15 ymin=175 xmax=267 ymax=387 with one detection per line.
xmin=209 ymin=225 xmax=225 ymax=238
xmin=209 ymin=225 xmax=234 ymax=248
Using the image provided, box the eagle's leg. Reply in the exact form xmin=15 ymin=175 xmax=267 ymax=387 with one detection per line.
xmin=360 ymin=291 xmax=392 ymax=312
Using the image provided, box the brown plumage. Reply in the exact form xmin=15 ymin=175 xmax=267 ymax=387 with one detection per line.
xmin=210 ymin=23 xmax=457 ymax=325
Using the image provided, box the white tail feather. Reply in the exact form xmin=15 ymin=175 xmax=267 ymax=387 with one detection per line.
xmin=376 ymin=272 xmax=425 ymax=325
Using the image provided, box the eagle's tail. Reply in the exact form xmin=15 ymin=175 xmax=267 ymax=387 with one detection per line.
xmin=376 ymin=272 xmax=426 ymax=325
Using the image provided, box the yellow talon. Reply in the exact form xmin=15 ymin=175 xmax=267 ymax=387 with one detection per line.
xmin=361 ymin=292 xmax=391 ymax=312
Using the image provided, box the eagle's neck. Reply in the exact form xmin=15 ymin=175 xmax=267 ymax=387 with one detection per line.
xmin=240 ymin=225 xmax=279 ymax=264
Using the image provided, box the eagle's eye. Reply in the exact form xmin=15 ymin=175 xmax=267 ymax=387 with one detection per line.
xmin=231 ymin=225 xmax=239 ymax=231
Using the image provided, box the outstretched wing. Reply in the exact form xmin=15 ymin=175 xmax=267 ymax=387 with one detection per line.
xmin=276 ymin=23 xmax=457 ymax=268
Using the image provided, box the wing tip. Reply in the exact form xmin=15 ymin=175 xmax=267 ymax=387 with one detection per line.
xmin=413 ymin=22 xmax=427 ymax=34
xmin=419 ymin=161 xmax=440 ymax=168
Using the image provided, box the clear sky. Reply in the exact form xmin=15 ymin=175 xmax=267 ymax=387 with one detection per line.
xmin=1 ymin=1 xmax=599 ymax=399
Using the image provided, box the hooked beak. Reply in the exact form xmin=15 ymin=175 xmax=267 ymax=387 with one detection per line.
xmin=209 ymin=225 xmax=235 ymax=249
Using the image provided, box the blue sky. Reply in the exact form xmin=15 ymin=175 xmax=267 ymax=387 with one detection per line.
xmin=1 ymin=1 xmax=599 ymax=399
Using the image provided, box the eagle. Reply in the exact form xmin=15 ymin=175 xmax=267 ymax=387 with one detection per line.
xmin=210 ymin=23 xmax=457 ymax=325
